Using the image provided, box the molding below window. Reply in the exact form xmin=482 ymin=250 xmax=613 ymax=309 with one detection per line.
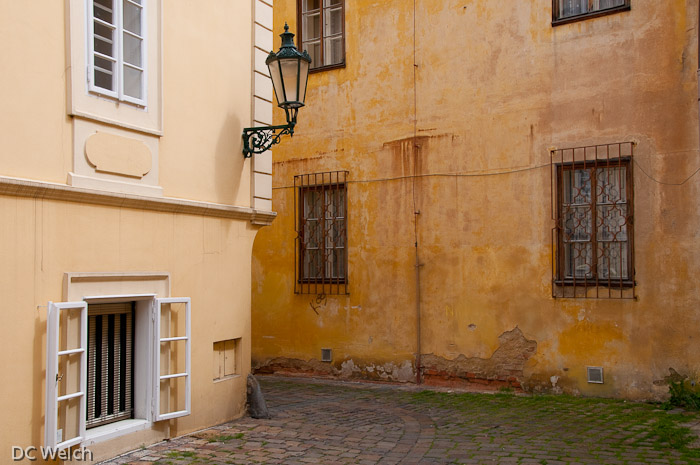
xmin=72 ymin=111 xmax=164 ymax=137
xmin=83 ymin=419 xmax=151 ymax=446
xmin=0 ymin=176 xmax=276 ymax=225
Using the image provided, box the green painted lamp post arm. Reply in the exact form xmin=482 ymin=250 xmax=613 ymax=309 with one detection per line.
xmin=242 ymin=122 xmax=296 ymax=158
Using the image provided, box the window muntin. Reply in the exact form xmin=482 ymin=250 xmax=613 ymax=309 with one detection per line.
xmin=551 ymin=143 xmax=635 ymax=299
xmin=295 ymin=171 xmax=348 ymax=295
xmin=553 ymin=0 xmax=629 ymax=24
xmin=298 ymin=0 xmax=345 ymax=71
xmin=89 ymin=0 xmax=146 ymax=105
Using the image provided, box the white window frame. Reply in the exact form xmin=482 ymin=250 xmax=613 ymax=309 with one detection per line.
xmin=87 ymin=0 xmax=148 ymax=106
xmin=45 ymin=296 xmax=191 ymax=450
xmin=153 ymin=298 xmax=191 ymax=420
xmin=45 ymin=302 xmax=88 ymax=452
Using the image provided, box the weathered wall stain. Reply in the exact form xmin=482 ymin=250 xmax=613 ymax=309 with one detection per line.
xmin=252 ymin=0 xmax=700 ymax=401
xmin=421 ymin=327 xmax=537 ymax=389
xmin=254 ymin=357 xmax=415 ymax=383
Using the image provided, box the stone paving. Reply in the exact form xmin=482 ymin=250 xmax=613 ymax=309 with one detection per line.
xmin=102 ymin=376 xmax=700 ymax=465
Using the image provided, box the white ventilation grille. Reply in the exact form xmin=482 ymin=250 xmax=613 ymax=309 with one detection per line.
xmin=587 ymin=366 xmax=604 ymax=384
xmin=321 ymin=348 xmax=332 ymax=362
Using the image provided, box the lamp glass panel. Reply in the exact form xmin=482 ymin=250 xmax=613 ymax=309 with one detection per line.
xmin=280 ymin=58 xmax=300 ymax=103
xmin=298 ymin=60 xmax=310 ymax=104
xmin=267 ymin=59 xmax=286 ymax=105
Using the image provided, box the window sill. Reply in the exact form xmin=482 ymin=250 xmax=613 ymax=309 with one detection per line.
xmin=213 ymin=374 xmax=242 ymax=383
xmin=552 ymin=5 xmax=630 ymax=27
xmin=309 ymin=62 xmax=346 ymax=74
xmin=554 ymin=279 xmax=635 ymax=288
xmin=83 ymin=419 xmax=151 ymax=446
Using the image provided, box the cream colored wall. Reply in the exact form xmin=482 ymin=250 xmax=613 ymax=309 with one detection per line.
xmin=0 ymin=197 xmax=256 ymax=463
xmin=0 ymin=0 xmax=255 ymax=206
xmin=0 ymin=0 xmax=264 ymax=462
xmin=252 ymin=0 xmax=700 ymax=400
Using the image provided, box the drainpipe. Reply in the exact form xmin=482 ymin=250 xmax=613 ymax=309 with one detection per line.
xmin=414 ymin=220 xmax=422 ymax=385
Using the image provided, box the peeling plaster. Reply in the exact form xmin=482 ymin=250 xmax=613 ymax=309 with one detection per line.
xmin=421 ymin=327 xmax=537 ymax=387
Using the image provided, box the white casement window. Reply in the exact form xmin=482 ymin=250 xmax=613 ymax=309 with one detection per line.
xmin=45 ymin=302 xmax=88 ymax=451
xmin=45 ymin=296 xmax=190 ymax=451
xmin=88 ymin=0 xmax=147 ymax=106
xmin=153 ymin=298 xmax=191 ymax=421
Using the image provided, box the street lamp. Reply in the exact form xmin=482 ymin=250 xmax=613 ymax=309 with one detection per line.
xmin=242 ymin=23 xmax=312 ymax=158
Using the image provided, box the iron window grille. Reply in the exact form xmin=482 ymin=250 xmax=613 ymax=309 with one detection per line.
xmin=552 ymin=0 xmax=630 ymax=26
xmin=297 ymin=0 xmax=345 ymax=71
xmin=295 ymin=171 xmax=349 ymax=295
xmin=86 ymin=303 xmax=134 ymax=428
xmin=551 ymin=142 xmax=635 ymax=299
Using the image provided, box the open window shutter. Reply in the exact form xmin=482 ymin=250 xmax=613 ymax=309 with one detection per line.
xmin=45 ymin=301 xmax=88 ymax=451
xmin=153 ymin=298 xmax=191 ymax=421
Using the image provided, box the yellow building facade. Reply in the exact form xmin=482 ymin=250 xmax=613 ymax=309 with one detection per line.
xmin=0 ymin=0 xmax=277 ymax=462
xmin=252 ymin=0 xmax=700 ymax=401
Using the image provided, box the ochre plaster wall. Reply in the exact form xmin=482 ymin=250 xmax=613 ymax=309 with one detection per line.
xmin=252 ymin=0 xmax=700 ymax=400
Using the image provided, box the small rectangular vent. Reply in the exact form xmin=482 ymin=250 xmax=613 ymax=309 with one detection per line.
xmin=587 ymin=366 xmax=604 ymax=384
xmin=321 ymin=348 xmax=332 ymax=362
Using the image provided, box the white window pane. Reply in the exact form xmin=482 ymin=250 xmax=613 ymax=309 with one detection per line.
xmin=597 ymin=204 xmax=628 ymax=242
xmin=324 ymin=7 xmax=343 ymax=36
xmin=324 ymin=0 xmax=342 ymax=6
xmin=596 ymin=166 xmax=626 ymax=204
xmin=324 ymin=37 xmax=343 ymax=65
xmin=123 ymin=66 xmax=143 ymax=99
xmin=559 ymin=0 xmax=588 ymax=17
xmin=94 ymin=68 xmax=114 ymax=91
xmin=94 ymin=56 xmax=114 ymax=74
xmin=565 ymin=242 xmax=593 ymax=279
xmin=304 ymin=41 xmax=320 ymax=68
xmin=94 ymin=0 xmax=114 ymax=24
xmin=563 ymin=169 xmax=591 ymax=204
xmin=597 ymin=242 xmax=628 ymax=279
xmin=596 ymin=0 xmax=625 ymax=11
xmin=123 ymin=1 xmax=142 ymax=35
xmin=303 ymin=0 xmax=320 ymax=12
xmin=303 ymin=13 xmax=320 ymax=40
xmin=94 ymin=22 xmax=115 ymax=57
xmin=123 ymin=33 xmax=142 ymax=67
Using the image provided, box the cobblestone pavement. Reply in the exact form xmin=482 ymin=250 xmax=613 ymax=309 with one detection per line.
xmin=103 ymin=376 xmax=700 ymax=465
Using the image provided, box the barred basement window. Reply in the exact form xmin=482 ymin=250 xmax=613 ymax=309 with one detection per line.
xmin=295 ymin=171 xmax=348 ymax=295
xmin=552 ymin=0 xmax=630 ymax=25
xmin=551 ymin=142 xmax=635 ymax=299
xmin=86 ymin=302 xmax=134 ymax=428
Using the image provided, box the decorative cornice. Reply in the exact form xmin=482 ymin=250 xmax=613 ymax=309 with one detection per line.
xmin=0 ymin=176 xmax=277 ymax=225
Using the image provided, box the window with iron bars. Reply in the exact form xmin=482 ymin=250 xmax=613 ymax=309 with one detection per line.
xmin=87 ymin=302 xmax=134 ymax=428
xmin=551 ymin=142 xmax=635 ymax=299
xmin=295 ymin=171 xmax=348 ymax=295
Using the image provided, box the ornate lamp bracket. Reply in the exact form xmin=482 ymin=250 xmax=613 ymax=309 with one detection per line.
xmin=242 ymin=122 xmax=295 ymax=158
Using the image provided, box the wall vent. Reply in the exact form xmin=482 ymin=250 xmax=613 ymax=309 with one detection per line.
xmin=321 ymin=348 xmax=332 ymax=362
xmin=587 ymin=366 xmax=604 ymax=384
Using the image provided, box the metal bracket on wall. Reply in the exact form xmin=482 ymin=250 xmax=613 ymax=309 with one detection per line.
xmin=241 ymin=123 xmax=296 ymax=158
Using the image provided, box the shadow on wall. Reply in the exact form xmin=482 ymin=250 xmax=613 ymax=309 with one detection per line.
xmin=214 ymin=114 xmax=246 ymax=205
